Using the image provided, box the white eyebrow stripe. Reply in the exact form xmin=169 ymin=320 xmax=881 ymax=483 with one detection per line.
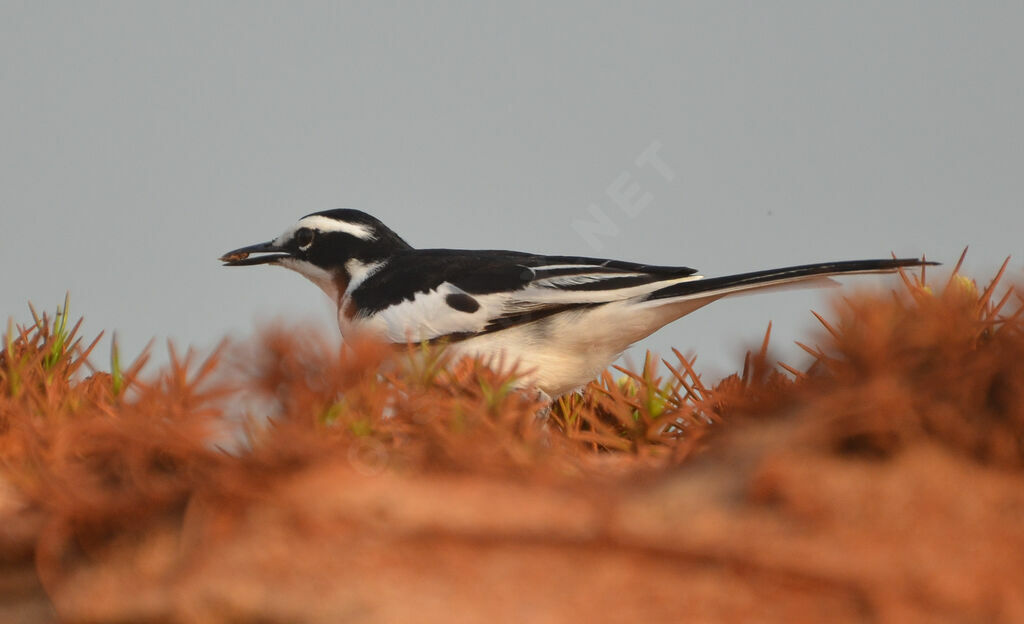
xmin=272 ymin=227 xmax=295 ymax=247
xmin=297 ymin=215 xmax=377 ymax=240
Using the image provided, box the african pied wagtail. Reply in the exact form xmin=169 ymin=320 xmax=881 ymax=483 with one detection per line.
xmin=220 ymin=209 xmax=934 ymax=396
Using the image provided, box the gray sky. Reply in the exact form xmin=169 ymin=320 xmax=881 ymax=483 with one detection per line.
xmin=3 ymin=2 xmax=1022 ymax=381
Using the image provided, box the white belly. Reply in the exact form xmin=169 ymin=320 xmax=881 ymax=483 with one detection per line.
xmin=339 ymin=297 xmax=714 ymax=397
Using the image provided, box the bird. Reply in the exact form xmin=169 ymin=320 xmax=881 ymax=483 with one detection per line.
xmin=220 ymin=209 xmax=934 ymax=397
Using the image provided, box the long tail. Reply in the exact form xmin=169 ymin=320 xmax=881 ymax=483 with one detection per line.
xmin=644 ymin=258 xmax=937 ymax=303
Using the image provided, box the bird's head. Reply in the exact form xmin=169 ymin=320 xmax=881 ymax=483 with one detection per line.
xmin=220 ymin=209 xmax=411 ymax=301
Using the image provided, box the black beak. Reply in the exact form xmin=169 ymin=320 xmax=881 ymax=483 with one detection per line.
xmin=219 ymin=241 xmax=291 ymax=266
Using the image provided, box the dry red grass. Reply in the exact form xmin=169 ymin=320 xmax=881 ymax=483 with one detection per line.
xmin=2 ymin=257 xmax=1023 ymax=623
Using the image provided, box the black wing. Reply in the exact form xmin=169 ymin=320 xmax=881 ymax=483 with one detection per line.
xmin=352 ymin=248 xmax=700 ymax=314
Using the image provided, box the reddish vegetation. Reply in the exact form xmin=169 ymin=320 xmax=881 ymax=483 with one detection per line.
xmin=2 ymin=257 xmax=1023 ymax=623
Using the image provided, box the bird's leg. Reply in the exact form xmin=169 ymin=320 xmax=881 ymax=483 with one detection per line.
xmin=532 ymin=387 xmax=553 ymax=419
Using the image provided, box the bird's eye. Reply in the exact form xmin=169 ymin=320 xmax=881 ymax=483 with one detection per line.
xmin=295 ymin=228 xmax=315 ymax=249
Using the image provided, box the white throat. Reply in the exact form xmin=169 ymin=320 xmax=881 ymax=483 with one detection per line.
xmin=278 ymin=258 xmax=343 ymax=303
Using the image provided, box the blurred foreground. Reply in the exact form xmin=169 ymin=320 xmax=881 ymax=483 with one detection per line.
xmin=2 ymin=261 xmax=1023 ymax=623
